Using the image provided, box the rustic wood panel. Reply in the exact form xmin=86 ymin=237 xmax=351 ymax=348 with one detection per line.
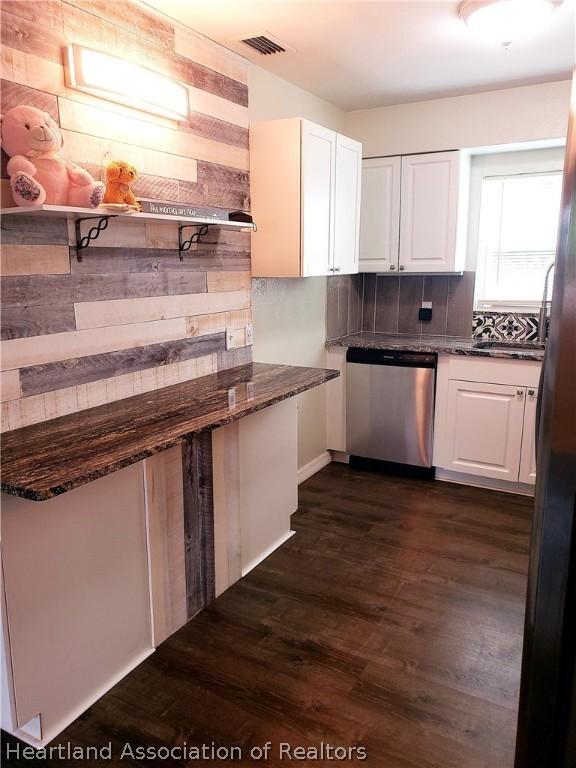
xmin=144 ymin=446 xmax=187 ymax=647
xmin=1 ymin=305 xmax=76 ymax=340
xmin=174 ymin=25 xmax=248 ymax=85
xmin=29 ymin=351 xmax=214 ymax=431
xmin=184 ymin=308 xmax=252 ymax=339
xmin=0 ymin=0 xmax=252 ymax=429
xmin=57 ymin=98 xmax=250 ymax=170
xmin=182 ymin=431 xmax=216 ymax=618
xmin=0 ymin=7 xmax=65 ymax=63
xmin=207 ymin=271 xmax=251 ymax=293
xmin=0 ymin=215 xmax=69 ymax=245
xmin=182 ymin=161 xmax=250 ymax=210
xmin=1 ymin=271 xmax=208 ymax=308
xmin=183 ymin=82 xmax=249 ymax=129
xmin=1 ymin=370 xmax=21 ymax=402
xmin=62 ymin=0 xmax=176 ymax=51
xmin=1 ymin=45 xmax=66 ymax=100
xmin=1 ymin=178 xmax=13 ymax=207
xmin=133 ymin=173 xmax=181 ymax=203
xmin=20 ymin=332 xmax=227 ymax=396
xmin=2 ymin=275 xmax=75 ymax=307
xmin=2 ymin=2 xmax=247 ymax=107
xmin=69 ymin=247 xmax=250 ymax=273
xmin=1 ymin=317 xmax=189 ymax=371
xmin=184 ymin=113 xmax=249 ymax=149
xmin=1 ymin=0 xmax=63 ymax=28
xmin=225 ymin=327 xmax=249 ymax=350
xmin=1 ymin=44 xmax=249 ymax=129
xmin=60 ymin=1 xmax=247 ymax=106
xmin=0 ymin=78 xmax=59 ymax=120
xmin=217 ymin=345 xmax=252 ymax=371
xmin=60 ymin=130 xmax=198 ymax=182
xmin=74 ymin=289 xmax=251 ymax=328
xmin=0 ymin=245 xmax=70 ymax=276
xmin=178 ymin=179 xmax=250 ymax=211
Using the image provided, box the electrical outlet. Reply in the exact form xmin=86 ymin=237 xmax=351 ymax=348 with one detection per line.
xmin=245 ymin=323 xmax=253 ymax=345
xmin=419 ymin=305 xmax=433 ymax=322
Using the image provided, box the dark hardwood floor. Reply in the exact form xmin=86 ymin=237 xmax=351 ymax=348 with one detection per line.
xmin=3 ymin=463 xmax=533 ymax=767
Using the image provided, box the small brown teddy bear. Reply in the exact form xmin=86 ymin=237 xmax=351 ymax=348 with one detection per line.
xmin=103 ymin=160 xmax=140 ymax=209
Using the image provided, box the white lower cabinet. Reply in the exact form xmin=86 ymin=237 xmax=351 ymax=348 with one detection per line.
xmin=434 ymin=355 xmax=541 ymax=489
xmin=519 ymin=387 xmax=539 ymax=485
xmin=443 ymin=380 xmax=526 ymax=481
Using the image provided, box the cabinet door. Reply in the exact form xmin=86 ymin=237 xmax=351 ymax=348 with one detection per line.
xmin=519 ymin=387 xmax=538 ymax=485
xmin=444 ymin=380 xmax=525 ymax=481
xmin=301 ymin=120 xmax=336 ymax=277
xmin=359 ymin=156 xmax=401 ymax=273
xmin=333 ymin=134 xmax=361 ymax=275
xmin=399 ymin=151 xmax=460 ymax=273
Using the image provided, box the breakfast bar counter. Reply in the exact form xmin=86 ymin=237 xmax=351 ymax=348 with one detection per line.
xmin=1 ymin=362 xmax=338 ymax=501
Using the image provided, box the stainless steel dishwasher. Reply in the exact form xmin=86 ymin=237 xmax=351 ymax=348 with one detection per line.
xmin=346 ymin=348 xmax=436 ymax=468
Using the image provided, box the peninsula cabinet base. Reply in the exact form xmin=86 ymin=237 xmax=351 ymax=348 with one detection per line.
xmin=1 ymin=400 xmax=299 ymax=748
xmin=1 ymin=463 xmax=153 ymax=748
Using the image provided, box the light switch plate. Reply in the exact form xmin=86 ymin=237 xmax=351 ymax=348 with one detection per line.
xmin=245 ymin=323 xmax=253 ymax=345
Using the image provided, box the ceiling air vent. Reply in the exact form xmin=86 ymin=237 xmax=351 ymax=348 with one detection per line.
xmin=239 ymin=33 xmax=287 ymax=55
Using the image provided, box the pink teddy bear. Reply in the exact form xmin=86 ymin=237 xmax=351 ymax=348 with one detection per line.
xmin=1 ymin=105 xmax=105 ymax=208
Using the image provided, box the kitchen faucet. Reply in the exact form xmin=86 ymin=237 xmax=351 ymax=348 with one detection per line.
xmin=537 ymin=262 xmax=555 ymax=343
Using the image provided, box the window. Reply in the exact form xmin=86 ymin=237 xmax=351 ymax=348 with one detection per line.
xmin=475 ymin=171 xmax=562 ymax=310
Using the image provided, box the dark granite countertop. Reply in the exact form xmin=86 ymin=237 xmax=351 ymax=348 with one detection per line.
xmin=1 ymin=363 xmax=339 ymax=501
xmin=326 ymin=332 xmax=545 ymax=362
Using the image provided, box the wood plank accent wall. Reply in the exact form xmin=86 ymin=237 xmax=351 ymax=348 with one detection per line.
xmin=0 ymin=0 xmax=252 ymax=432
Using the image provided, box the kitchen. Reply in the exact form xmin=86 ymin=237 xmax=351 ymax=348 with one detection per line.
xmin=1 ymin=2 xmax=575 ymax=766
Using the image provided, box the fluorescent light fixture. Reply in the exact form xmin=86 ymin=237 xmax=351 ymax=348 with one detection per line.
xmin=459 ymin=0 xmax=558 ymax=46
xmin=64 ymin=44 xmax=189 ymax=121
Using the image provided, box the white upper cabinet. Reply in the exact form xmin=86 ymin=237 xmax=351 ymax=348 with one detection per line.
xmin=359 ymin=150 xmax=468 ymax=274
xmin=250 ymin=118 xmax=361 ymax=277
xmin=359 ymin=156 xmax=401 ymax=273
xmin=400 ymin=151 xmax=465 ymax=273
xmin=333 ymin=133 xmax=362 ymax=275
xmin=301 ymin=121 xmax=336 ymax=277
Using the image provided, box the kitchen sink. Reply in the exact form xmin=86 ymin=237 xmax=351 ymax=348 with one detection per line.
xmin=473 ymin=340 xmax=546 ymax=351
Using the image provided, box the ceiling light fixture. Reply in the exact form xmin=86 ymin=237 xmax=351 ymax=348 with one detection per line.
xmin=459 ymin=0 xmax=558 ymax=47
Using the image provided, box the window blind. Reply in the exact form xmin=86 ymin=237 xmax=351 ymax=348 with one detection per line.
xmin=475 ymin=171 xmax=562 ymax=308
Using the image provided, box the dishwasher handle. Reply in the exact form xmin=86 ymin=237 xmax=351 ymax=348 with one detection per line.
xmin=346 ymin=347 xmax=437 ymax=368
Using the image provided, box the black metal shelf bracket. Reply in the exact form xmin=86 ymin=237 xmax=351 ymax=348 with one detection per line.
xmin=75 ymin=216 xmax=116 ymax=261
xmin=178 ymin=224 xmax=211 ymax=261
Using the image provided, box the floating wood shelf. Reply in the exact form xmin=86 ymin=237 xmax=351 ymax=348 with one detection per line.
xmin=1 ymin=205 xmax=256 ymax=262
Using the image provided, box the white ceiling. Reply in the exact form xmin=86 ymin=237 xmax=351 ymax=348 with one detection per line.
xmin=147 ymin=0 xmax=575 ymax=110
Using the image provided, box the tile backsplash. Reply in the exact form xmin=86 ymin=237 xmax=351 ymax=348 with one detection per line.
xmin=327 ymin=272 xmax=476 ymax=341
xmin=472 ymin=311 xmax=540 ymax=341
xmin=326 ymin=272 xmax=545 ymax=342
xmin=326 ymin=274 xmax=363 ymax=341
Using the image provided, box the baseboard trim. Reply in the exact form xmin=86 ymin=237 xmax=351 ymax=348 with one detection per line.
xmin=435 ymin=468 xmax=535 ymax=496
xmin=241 ymin=530 xmax=296 ymax=577
xmin=297 ymin=451 xmax=332 ymax=484
xmin=330 ymin=450 xmax=350 ymax=464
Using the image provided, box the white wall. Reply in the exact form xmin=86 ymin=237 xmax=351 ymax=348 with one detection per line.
xmin=249 ymin=64 xmax=346 ymax=131
xmin=248 ymin=64 xmax=346 ymax=472
xmin=345 ymin=80 xmax=571 ymax=157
